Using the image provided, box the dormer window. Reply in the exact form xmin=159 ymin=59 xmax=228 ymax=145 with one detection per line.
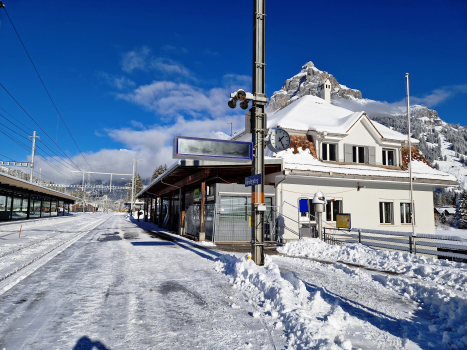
xmin=382 ymin=149 xmax=395 ymax=166
xmin=322 ymin=143 xmax=337 ymax=161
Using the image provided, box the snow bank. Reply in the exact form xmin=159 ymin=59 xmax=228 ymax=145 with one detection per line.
xmin=278 ymin=238 xmax=467 ymax=292
xmin=216 ymin=254 xmax=356 ymax=349
xmin=278 ymin=238 xmax=467 ymax=348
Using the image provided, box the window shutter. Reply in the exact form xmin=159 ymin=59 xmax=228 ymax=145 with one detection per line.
xmin=369 ymin=146 xmax=376 ymax=165
xmin=344 ymin=144 xmax=353 ymax=162
xmin=364 ymin=147 xmax=369 ymax=164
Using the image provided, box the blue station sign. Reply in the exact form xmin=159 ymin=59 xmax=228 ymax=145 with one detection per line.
xmin=245 ymin=174 xmax=262 ymax=187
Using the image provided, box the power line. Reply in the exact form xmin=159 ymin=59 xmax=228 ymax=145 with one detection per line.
xmin=1 ymin=6 xmax=98 ymax=181
xmin=0 ymin=108 xmax=79 ymax=171
xmin=0 ymin=83 xmax=87 ymax=174
xmin=0 ymin=109 xmax=31 ymax=135
xmin=0 ymin=153 xmax=15 ymax=161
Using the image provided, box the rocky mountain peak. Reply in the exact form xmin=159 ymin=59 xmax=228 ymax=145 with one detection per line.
xmin=267 ymin=61 xmax=362 ymax=113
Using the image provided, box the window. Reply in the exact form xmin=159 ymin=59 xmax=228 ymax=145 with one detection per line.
xmin=308 ymin=199 xmax=316 ymax=221
xmin=400 ymin=203 xmax=413 ymax=224
xmin=326 ymin=200 xmax=342 ymax=222
xmin=353 ymin=146 xmax=366 ymax=163
xmin=382 ymin=149 xmax=395 ymax=166
xmin=322 ymin=143 xmax=337 ymax=161
xmin=379 ymin=202 xmax=393 ymax=224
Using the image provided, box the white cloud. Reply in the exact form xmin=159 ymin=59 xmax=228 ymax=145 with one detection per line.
xmin=130 ymin=120 xmax=145 ymax=129
xmin=411 ymin=85 xmax=467 ymax=108
xmin=35 ymin=113 xmax=245 ymax=183
xmin=121 ymin=46 xmax=193 ymax=79
xmin=116 ymin=74 xmax=251 ymax=119
xmin=97 ymin=72 xmax=135 ymax=90
xmin=333 ymin=84 xmax=467 ymax=115
xmin=161 ymin=45 xmax=188 ymax=54
xmin=121 ymin=46 xmax=150 ymax=73
xmin=150 ymin=57 xmax=193 ymax=78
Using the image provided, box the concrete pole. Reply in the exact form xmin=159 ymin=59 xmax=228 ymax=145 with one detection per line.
xmin=29 ymin=131 xmax=37 ymax=182
xmin=251 ymin=0 xmax=267 ymax=266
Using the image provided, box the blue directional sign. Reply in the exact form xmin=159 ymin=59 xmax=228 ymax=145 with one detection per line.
xmin=173 ymin=136 xmax=253 ymax=162
xmin=245 ymin=174 xmax=262 ymax=187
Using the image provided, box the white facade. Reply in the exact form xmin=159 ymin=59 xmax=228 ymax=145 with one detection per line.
xmin=274 ymin=175 xmax=438 ymax=241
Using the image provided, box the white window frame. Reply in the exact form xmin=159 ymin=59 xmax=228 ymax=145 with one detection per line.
xmin=322 ymin=143 xmax=338 ymax=162
xmin=382 ymin=149 xmax=395 ymax=166
xmin=326 ymin=199 xmax=342 ymax=222
xmin=352 ymin=146 xmax=366 ymax=164
xmin=400 ymin=202 xmax=414 ymax=224
xmin=379 ymin=201 xmax=393 ymax=224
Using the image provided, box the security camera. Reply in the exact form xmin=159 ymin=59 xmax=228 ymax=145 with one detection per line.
xmin=228 ymin=98 xmax=237 ymax=109
xmin=240 ymin=100 xmax=249 ymax=110
xmin=236 ymin=89 xmax=246 ymax=101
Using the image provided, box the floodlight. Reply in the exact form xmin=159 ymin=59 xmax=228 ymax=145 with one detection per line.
xmin=240 ymin=100 xmax=249 ymax=110
xmin=236 ymin=89 xmax=246 ymax=101
xmin=228 ymin=98 xmax=237 ymax=109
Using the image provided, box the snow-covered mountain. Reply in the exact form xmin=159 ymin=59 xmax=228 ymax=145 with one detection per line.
xmin=266 ymin=61 xmax=467 ymax=192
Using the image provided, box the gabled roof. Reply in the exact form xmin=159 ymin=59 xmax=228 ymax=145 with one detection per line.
xmin=267 ymin=95 xmax=418 ymax=143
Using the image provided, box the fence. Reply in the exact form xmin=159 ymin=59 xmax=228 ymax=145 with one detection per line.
xmin=184 ymin=203 xmax=280 ymax=243
xmin=323 ymin=227 xmax=467 ymax=262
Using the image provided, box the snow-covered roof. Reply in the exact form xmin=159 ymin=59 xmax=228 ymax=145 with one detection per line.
xmin=275 ymin=148 xmax=457 ymax=184
xmin=267 ymin=95 xmax=418 ymax=143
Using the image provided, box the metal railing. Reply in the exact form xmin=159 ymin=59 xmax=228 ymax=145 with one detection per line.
xmin=323 ymin=227 xmax=467 ymax=262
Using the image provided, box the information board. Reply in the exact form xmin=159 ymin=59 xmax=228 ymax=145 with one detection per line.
xmin=173 ymin=136 xmax=253 ymax=162
xmin=336 ymin=213 xmax=351 ymax=229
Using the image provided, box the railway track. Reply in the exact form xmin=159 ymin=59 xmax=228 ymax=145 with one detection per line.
xmin=0 ymin=215 xmax=112 ymax=296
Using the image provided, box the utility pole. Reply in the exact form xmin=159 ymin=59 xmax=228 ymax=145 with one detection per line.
xmin=131 ymin=160 xmax=136 ymax=215
xmin=251 ymin=0 xmax=267 ymax=266
xmin=131 ymin=159 xmax=142 ymax=216
xmin=82 ymin=172 xmax=85 ymax=211
xmin=225 ymin=121 xmax=233 ymax=137
xmin=406 ymin=73 xmax=416 ymax=253
xmin=29 ymin=131 xmax=39 ymax=182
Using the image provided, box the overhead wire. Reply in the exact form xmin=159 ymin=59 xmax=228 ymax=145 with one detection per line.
xmin=0 ymin=84 xmax=88 ymax=174
xmin=0 ymin=110 xmax=31 ymax=135
xmin=1 ymin=6 xmax=99 ymax=182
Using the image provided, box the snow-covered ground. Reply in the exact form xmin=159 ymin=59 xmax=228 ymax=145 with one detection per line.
xmin=1 ymin=215 xmax=467 ymax=349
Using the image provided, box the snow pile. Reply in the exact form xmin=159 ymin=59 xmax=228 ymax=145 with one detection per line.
xmin=216 ymin=254 xmax=357 ymax=349
xmin=277 ymin=238 xmax=467 ymax=348
xmin=278 ymin=238 xmax=467 ymax=292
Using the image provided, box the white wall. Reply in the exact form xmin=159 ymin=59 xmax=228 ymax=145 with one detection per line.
xmin=276 ymin=177 xmax=435 ymax=241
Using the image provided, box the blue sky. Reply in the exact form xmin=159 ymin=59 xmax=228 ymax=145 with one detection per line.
xmin=0 ymin=0 xmax=466 ymax=183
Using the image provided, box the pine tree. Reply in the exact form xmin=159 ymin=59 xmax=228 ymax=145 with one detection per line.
xmin=151 ymin=164 xmax=168 ymax=182
xmin=126 ymin=173 xmax=145 ymax=201
xmin=455 ymin=190 xmax=467 ymax=229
